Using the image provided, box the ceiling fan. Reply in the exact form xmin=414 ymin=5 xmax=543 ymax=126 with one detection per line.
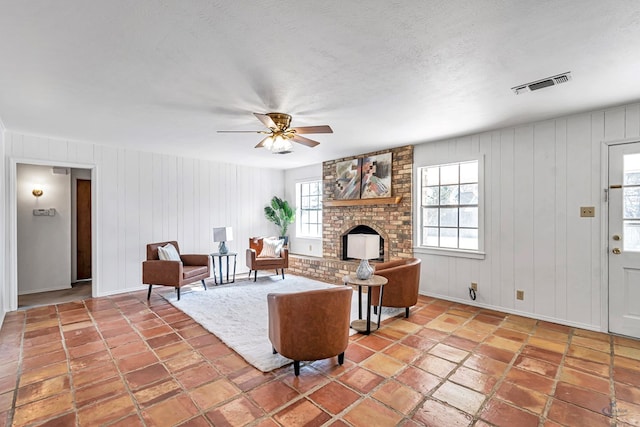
xmin=217 ymin=112 xmax=333 ymax=154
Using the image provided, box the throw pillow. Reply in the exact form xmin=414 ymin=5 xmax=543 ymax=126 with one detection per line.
xmin=258 ymin=238 xmax=284 ymax=258
xmin=158 ymin=243 xmax=181 ymax=261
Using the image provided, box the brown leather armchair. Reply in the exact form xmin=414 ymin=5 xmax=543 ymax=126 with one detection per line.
xmin=246 ymin=237 xmax=289 ymax=281
xmin=370 ymin=258 xmax=421 ymax=318
xmin=142 ymin=241 xmax=210 ymax=300
xmin=268 ymin=286 xmax=352 ymax=376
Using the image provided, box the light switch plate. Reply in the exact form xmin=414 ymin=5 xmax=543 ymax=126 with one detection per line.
xmin=580 ymin=206 xmax=595 ymax=217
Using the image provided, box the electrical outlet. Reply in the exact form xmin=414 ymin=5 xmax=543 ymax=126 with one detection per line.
xmin=516 ymin=290 xmax=524 ymax=300
xmin=470 ymin=282 xmax=478 ymax=292
xmin=580 ymin=206 xmax=595 ymax=217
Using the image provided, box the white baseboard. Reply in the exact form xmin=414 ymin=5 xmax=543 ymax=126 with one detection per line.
xmin=418 ymin=291 xmax=604 ymax=333
xmin=18 ymin=285 xmax=72 ymax=295
xmin=95 ymin=284 xmax=147 ymax=298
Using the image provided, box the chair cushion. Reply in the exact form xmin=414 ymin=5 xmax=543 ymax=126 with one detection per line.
xmin=183 ymin=265 xmax=208 ymax=279
xmin=158 ymin=243 xmax=181 ymax=261
xmin=258 ymin=238 xmax=284 ymax=258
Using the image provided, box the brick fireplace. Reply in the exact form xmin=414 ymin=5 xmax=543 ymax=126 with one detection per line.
xmin=289 ymin=145 xmax=413 ymax=284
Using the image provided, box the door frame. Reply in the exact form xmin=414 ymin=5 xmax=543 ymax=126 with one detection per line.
xmin=7 ymin=158 xmax=99 ymax=312
xmin=601 ymin=137 xmax=640 ymax=334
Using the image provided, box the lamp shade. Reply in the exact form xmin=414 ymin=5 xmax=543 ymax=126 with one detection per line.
xmin=213 ymin=226 xmax=233 ymax=242
xmin=347 ymin=234 xmax=380 ymax=260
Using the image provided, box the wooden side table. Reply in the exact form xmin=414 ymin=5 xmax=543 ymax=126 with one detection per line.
xmin=343 ymin=274 xmax=388 ymax=334
xmin=210 ymin=252 xmax=237 ymax=284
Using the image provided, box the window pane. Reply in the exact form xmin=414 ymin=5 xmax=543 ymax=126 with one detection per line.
xmin=423 ymin=207 xmax=439 ymax=226
xmin=459 ymin=229 xmax=478 ymax=250
xmin=440 ymin=208 xmax=458 ymax=227
xmin=425 ymin=167 xmax=439 ymax=186
xmin=422 ymin=188 xmax=430 ymax=205
xmin=310 ymin=183 xmax=320 ymax=195
xmin=440 ymin=164 xmax=459 ymax=185
xmin=460 ymin=184 xmax=478 ymax=205
xmin=624 ymin=188 xmax=640 ymax=219
xmin=624 ymin=221 xmax=640 ymax=251
xmin=310 ymin=196 xmax=320 ymax=209
xmin=440 ymin=228 xmax=458 ymax=248
xmin=301 ymin=184 xmax=310 ymax=196
xmin=424 ymin=227 xmax=439 ymax=246
xmin=460 ymin=161 xmax=478 ymax=184
xmin=440 ymin=185 xmax=459 ymax=205
xmin=624 ymin=154 xmax=640 ymax=185
xmin=425 ymin=187 xmax=439 ymax=205
xmin=301 ymin=196 xmax=309 ymax=208
xmin=460 ymin=207 xmax=478 ymax=228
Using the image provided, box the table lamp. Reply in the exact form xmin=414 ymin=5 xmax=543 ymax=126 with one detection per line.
xmin=213 ymin=226 xmax=233 ymax=254
xmin=347 ymin=234 xmax=380 ymax=280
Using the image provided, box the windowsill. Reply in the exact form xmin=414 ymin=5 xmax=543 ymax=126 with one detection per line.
xmin=295 ymin=236 xmax=322 ymax=240
xmin=414 ymin=246 xmax=486 ymax=260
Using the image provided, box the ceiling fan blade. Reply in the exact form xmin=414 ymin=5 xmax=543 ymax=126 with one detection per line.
xmin=292 ymin=134 xmax=320 ymax=148
xmin=291 ymin=125 xmax=333 ymax=134
xmin=255 ymin=136 xmax=271 ymax=148
xmin=254 ymin=113 xmax=277 ymax=129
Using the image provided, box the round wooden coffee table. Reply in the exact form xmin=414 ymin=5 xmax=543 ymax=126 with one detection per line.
xmin=343 ymin=274 xmax=388 ymax=334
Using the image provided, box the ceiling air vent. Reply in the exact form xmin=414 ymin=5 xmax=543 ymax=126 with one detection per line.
xmin=512 ymin=71 xmax=572 ymax=95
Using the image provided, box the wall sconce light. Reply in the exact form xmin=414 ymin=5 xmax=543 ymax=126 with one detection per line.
xmin=32 ymin=185 xmax=43 ymax=198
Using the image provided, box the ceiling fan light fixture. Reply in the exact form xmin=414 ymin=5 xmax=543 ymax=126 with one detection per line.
xmin=270 ymin=135 xmax=293 ymax=154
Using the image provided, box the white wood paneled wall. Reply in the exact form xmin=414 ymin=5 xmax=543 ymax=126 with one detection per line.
xmin=4 ymin=132 xmax=283 ymax=302
xmin=414 ymin=103 xmax=640 ymax=331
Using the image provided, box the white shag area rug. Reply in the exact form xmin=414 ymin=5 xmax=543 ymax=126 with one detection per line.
xmin=166 ymin=275 xmax=403 ymax=372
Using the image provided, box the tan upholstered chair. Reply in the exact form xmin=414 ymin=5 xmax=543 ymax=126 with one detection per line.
xmin=142 ymin=241 xmax=210 ymax=300
xmin=370 ymin=258 xmax=421 ymax=318
xmin=268 ymin=286 xmax=352 ymax=376
xmin=246 ymin=237 xmax=289 ymax=281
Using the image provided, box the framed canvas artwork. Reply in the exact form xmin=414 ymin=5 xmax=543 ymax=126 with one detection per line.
xmin=334 ymin=158 xmax=362 ymax=199
xmin=361 ymin=153 xmax=392 ymax=198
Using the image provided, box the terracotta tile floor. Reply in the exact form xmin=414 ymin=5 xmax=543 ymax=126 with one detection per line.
xmin=1 ymin=282 xmax=639 ymax=426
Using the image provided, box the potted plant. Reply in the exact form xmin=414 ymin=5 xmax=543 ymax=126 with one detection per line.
xmin=264 ymin=196 xmax=295 ymax=245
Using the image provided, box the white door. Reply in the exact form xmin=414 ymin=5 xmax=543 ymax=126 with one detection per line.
xmin=609 ymin=142 xmax=640 ymax=338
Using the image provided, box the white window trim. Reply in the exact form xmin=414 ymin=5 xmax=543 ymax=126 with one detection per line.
xmin=296 ymin=180 xmax=323 ymax=239
xmin=414 ymin=155 xmax=485 ymax=259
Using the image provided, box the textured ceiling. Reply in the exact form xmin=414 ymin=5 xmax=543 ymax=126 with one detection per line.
xmin=1 ymin=1 xmax=640 ymax=168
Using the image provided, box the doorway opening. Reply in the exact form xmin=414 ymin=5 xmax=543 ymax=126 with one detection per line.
xmin=13 ymin=162 xmax=95 ymax=309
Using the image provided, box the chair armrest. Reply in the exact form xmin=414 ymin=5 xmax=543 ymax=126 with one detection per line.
xmin=246 ymin=248 xmax=258 ymax=267
xmin=279 ymin=248 xmax=289 ymax=267
xmin=181 ymin=254 xmax=209 ymax=267
xmin=142 ymin=260 xmax=182 ymax=286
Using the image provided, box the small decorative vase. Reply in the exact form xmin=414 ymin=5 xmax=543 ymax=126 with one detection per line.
xmin=355 ymin=259 xmax=374 ymax=280
xmin=219 ymin=241 xmax=228 ymax=254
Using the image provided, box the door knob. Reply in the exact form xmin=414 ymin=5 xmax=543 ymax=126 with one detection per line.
xmin=612 ymin=235 xmax=621 ymax=241
xmin=612 ymin=248 xmax=621 ymax=254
